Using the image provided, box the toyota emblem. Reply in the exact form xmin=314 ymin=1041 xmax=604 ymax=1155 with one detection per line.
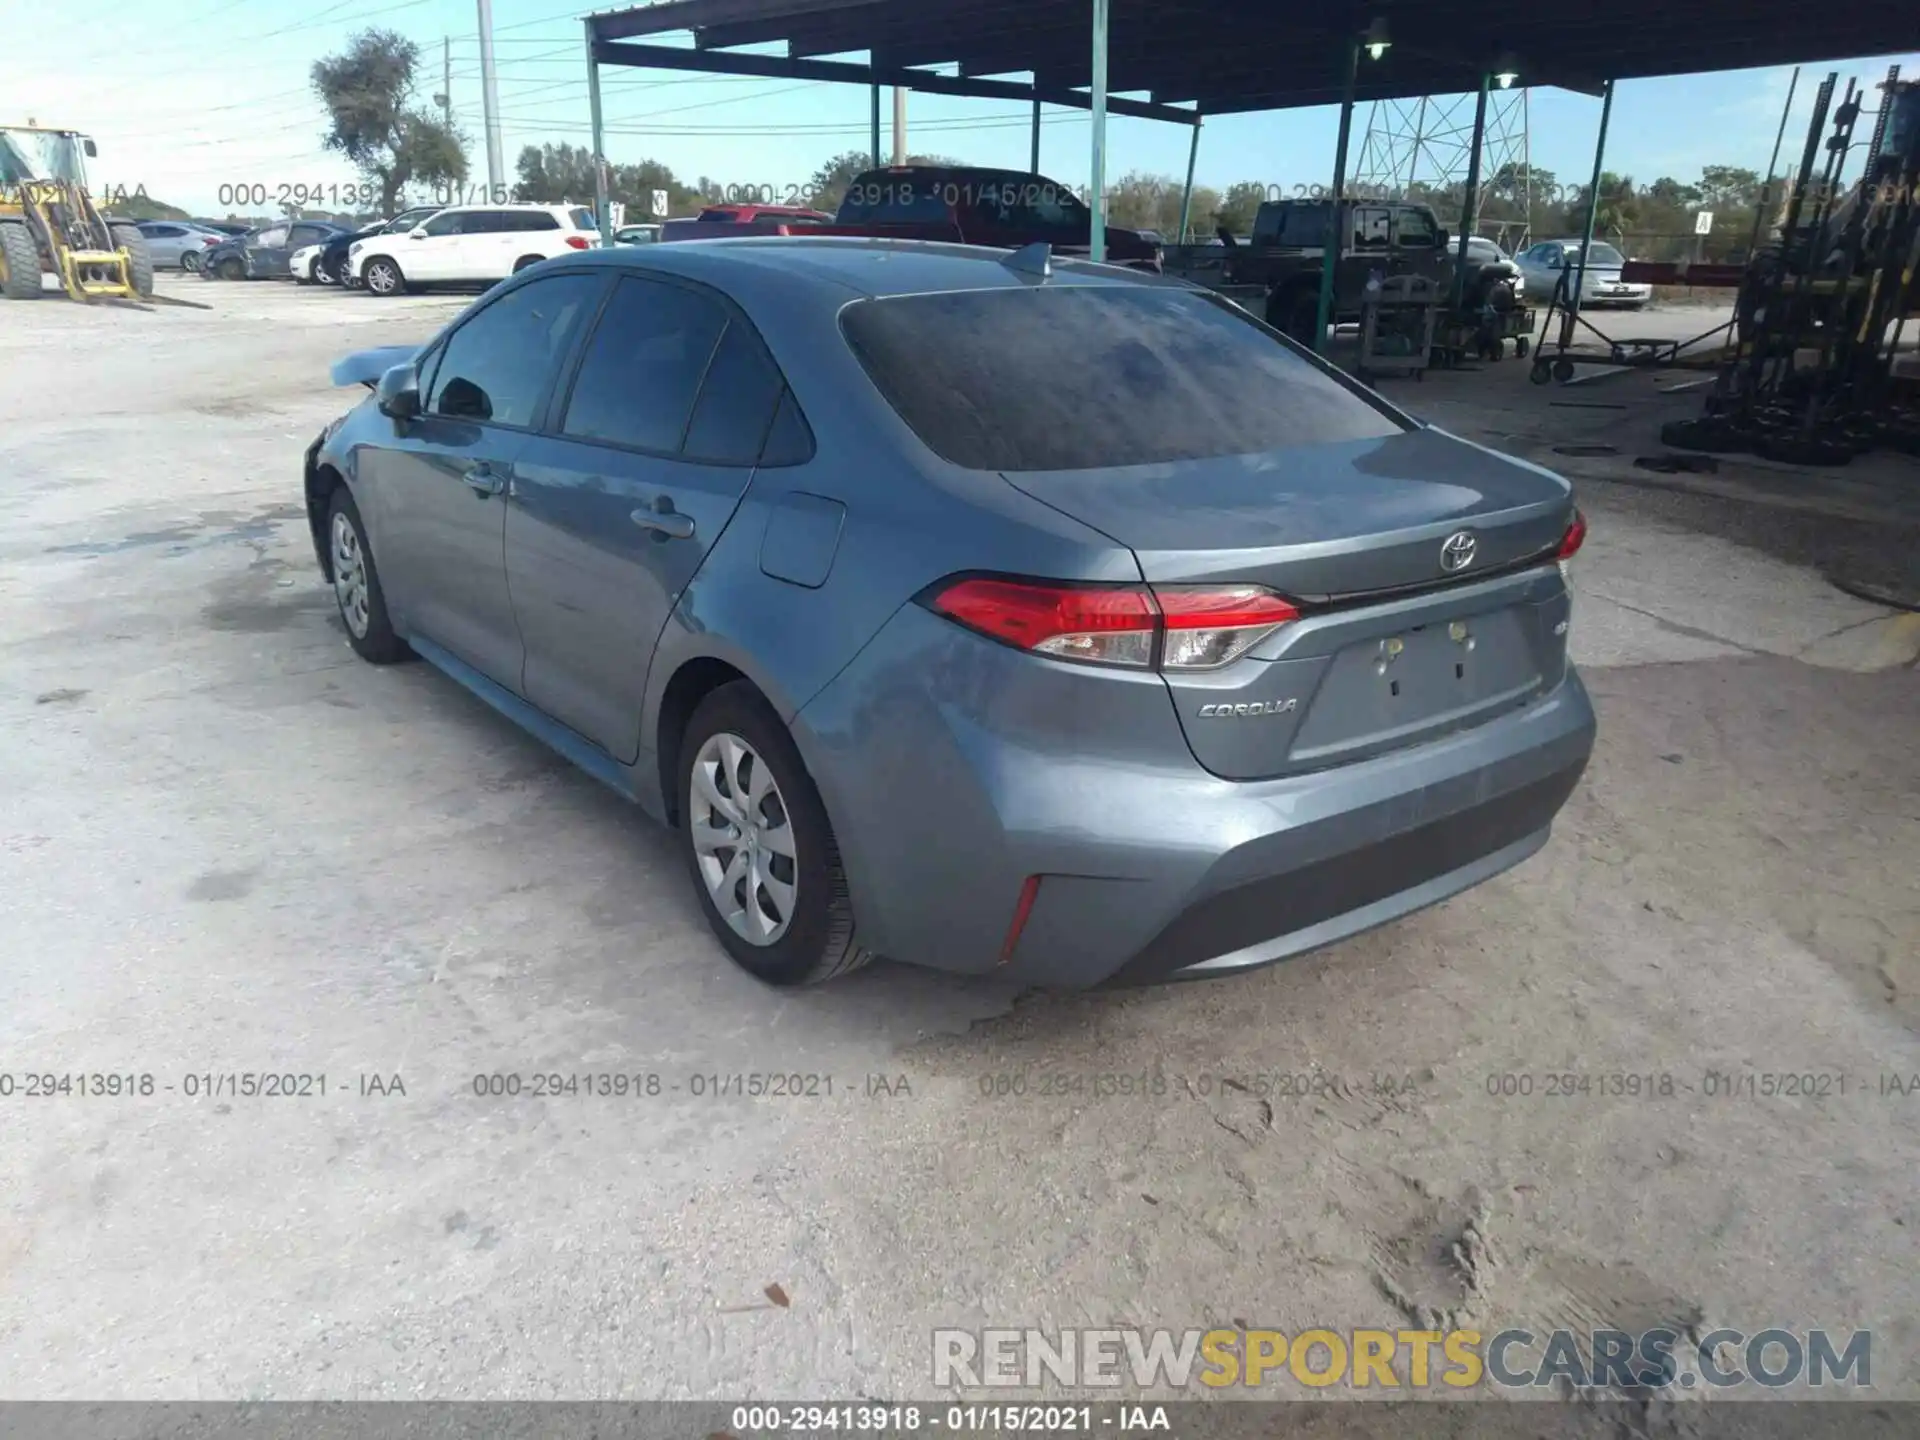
xmin=1440 ymin=531 xmax=1477 ymax=572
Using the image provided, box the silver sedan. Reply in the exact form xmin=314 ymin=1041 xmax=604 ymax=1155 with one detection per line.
xmin=134 ymin=220 xmax=229 ymax=273
xmin=1514 ymin=238 xmax=1652 ymax=308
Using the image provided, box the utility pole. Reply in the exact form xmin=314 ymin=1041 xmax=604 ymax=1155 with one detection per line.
xmin=891 ymin=86 xmax=906 ymax=165
xmin=476 ymin=0 xmax=505 ymax=200
xmin=438 ymin=38 xmax=452 ymax=130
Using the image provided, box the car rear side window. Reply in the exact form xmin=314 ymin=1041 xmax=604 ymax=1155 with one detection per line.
xmin=758 ymin=389 xmax=814 ymax=467
xmin=840 ymin=285 xmax=1405 ymax=472
xmin=560 ymin=276 xmax=729 ymax=454
xmin=682 ymin=319 xmax=786 ymax=464
xmin=425 ymin=272 xmax=602 ymax=428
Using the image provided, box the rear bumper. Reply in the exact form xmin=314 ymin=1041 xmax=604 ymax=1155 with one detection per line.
xmin=1097 ymin=756 xmax=1580 ymax=987
xmin=794 ymin=604 xmax=1596 ymax=990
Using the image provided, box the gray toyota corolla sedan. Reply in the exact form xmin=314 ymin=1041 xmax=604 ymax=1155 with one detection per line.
xmin=303 ymin=236 xmax=1596 ymax=988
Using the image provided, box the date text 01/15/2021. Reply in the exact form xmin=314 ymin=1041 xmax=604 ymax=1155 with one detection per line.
xmin=0 ymin=1072 xmax=405 ymax=1098
xmin=729 ymin=1405 xmax=1173 ymax=1434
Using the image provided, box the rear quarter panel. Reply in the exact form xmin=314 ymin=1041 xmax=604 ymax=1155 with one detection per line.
xmin=633 ymin=261 xmax=1142 ymax=803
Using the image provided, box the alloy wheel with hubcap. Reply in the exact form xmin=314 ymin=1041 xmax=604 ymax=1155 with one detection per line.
xmin=364 ymin=258 xmax=401 ymax=296
xmin=331 ymin=511 xmax=371 ymax=641
xmin=690 ymin=732 xmax=798 ymax=946
xmin=324 ymin=489 xmax=410 ymax=664
xmin=677 ymin=683 xmax=872 ymax=986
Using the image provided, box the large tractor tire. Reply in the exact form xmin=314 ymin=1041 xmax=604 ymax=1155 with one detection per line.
xmin=109 ymin=223 xmax=155 ymax=298
xmin=0 ymin=221 xmax=43 ymax=300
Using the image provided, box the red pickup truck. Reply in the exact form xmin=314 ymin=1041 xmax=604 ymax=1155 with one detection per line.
xmin=660 ymin=165 xmax=1164 ymax=271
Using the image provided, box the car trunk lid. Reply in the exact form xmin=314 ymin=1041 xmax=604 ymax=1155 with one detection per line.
xmin=1000 ymin=427 xmax=1569 ymax=600
xmin=1001 ymin=428 xmax=1576 ymax=779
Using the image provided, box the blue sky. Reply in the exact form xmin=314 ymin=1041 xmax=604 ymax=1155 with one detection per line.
xmin=6 ymin=1 xmax=1914 ymax=215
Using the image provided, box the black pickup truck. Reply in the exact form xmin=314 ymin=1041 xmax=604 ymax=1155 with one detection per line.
xmin=1164 ymin=197 xmax=1462 ymax=342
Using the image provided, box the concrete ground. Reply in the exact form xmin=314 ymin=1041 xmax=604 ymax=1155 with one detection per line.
xmin=1 ymin=275 xmax=1917 ymax=1408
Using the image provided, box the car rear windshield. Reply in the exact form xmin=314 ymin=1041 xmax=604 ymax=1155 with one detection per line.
xmin=1573 ymin=242 xmax=1626 ymax=266
xmin=839 ymin=285 xmax=1405 ymax=472
xmin=569 ymin=207 xmax=595 ymax=230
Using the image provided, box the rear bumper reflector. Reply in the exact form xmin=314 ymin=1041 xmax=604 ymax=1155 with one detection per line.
xmin=999 ymin=875 xmax=1043 ymax=965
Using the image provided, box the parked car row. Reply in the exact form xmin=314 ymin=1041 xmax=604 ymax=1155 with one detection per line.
xmin=182 ymin=203 xmax=608 ymax=295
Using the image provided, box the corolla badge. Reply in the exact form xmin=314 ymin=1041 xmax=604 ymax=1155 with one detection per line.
xmin=1197 ymin=699 xmax=1297 ymax=718
xmin=1440 ymin=531 xmax=1478 ymax=572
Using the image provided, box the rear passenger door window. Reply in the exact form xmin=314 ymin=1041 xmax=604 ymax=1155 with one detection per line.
xmin=425 ymin=272 xmax=603 ymax=428
xmin=559 ymin=276 xmax=729 ymax=454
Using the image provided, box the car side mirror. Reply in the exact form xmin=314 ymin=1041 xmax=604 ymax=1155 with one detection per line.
xmin=409 ymin=227 xmax=428 ymax=240
xmin=83 ymin=138 xmax=98 ymax=157
xmin=375 ymin=363 xmax=422 ymax=422
xmin=1433 ymin=228 xmax=1449 ymax=249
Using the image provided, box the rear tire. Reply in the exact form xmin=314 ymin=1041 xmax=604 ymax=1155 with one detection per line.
xmin=1268 ymin=287 xmax=1320 ymax=347
xmin=325 ymin=488 xmax=411 ymax=664
xmin=0 ymin=221 xmax=42 ymax=299
xmin=180 ymin=249 xmax=202 ymax=273
xmin=512 ymin=254 xmax=544 ymax=273
xmin=109 ymin=224 xmax=155 ymax=297
xmin=676 ymin=683 xmax=873 ymax=987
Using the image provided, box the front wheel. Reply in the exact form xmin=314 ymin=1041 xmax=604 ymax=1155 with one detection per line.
xmin=218 ymin=256 xmax=245 ymax=281
xmin=0 ymin=221 xmax=42 ymax=299
xmin=677 ymin=683 xmax=873 ymax=987
xmin=362 ymin=256 xmax=403 ymax=296
xmin=326 ymin=488 xmax=412 ymax=664
xmin=109 ymin=224 xmax=155 ymax=297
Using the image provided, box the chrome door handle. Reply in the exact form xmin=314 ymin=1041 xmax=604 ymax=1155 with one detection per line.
xmin=630 ymin=500 xmax=694 ymax=540
xmin=462 ymin=464 xmax=505 ymax=497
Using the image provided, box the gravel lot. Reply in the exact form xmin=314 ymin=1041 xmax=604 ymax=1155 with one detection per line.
xmin=2 ymin=274 xmax=1916 ymax=1409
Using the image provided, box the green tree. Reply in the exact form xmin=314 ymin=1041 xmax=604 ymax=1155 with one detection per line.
xmin=512 ymin=144 xmax=703 ymax=215
xmin=1101 ymin=170 xmax=1223 ymax=238
xmin=99 ymin=188 xmax=189 ymax=221
xmin=1213 ymin=180 xmax=1268 ymax=238
xmin=312 ymin=29 xmax=468 ymax=217
xmin=1697 ymin=164 xmax=1762 ymax=211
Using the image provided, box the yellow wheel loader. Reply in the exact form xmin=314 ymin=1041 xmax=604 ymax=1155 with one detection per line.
xmin=0 ymin=123 xmax=153 ymax=301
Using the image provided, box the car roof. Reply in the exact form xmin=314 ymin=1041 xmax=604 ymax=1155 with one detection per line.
xmin=437 ymin=201 xmax=579 ymax=213
xmin=544 ymin=235 xmax=1181 ymax=301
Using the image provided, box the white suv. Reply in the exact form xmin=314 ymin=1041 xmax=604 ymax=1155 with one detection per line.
xmin=349 ymin=204 xmax=599 ymax=295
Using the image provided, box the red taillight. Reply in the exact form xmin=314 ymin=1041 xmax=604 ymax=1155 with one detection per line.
xmin=203 ymin=236 xmax=221 ymax=245
xmin=1157 ymin=586 xmax=1301 ymax=669
xmin=930 ymin=577 xmax=1158 ymax=667
xmin=926 ymin=576 xmax=1298 ymax=671
xmin=564 ymin=235 xmax=591 ymax=249
xmin=1557 ymin=508 xmax=1587 ymax=561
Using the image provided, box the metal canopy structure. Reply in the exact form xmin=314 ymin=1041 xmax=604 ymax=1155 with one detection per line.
xmin=580 ymin=0 xmax=1917 ymax=348
xmin=585 ymin=0 xmax=1909 ymax=115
